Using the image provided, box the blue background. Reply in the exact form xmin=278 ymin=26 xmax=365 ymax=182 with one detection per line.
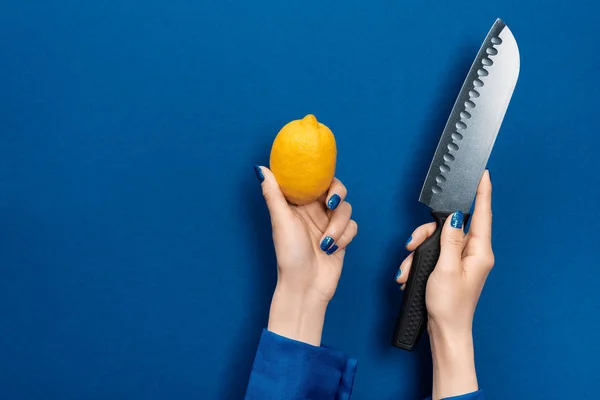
xmin=1 ymin=1 xmax=599 ymax=399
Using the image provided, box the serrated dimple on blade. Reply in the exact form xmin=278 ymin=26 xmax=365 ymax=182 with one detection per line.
xmin=419 ymin=19 xmax=520 ymax=213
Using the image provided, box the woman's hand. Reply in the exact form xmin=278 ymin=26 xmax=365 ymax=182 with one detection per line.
xmin=395 ymin=170 xmax=494 ymax=399
xmin=255 ymin=166 xmax=358 ymax=346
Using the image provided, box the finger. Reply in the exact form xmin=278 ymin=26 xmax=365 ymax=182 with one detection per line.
xmin=395 ymin=252 xmax=414 ymax=285
xmin=319 ymin=201 xmax=352 ymax=254
xmin=255 ymin=166 xmax=294 ymax=226
xmin=464 ymin=170 xmax=493 ymax=255
xmin=303 ymin=201 xmax=329 ymax=232
xmin=331 ymin=219 xmax=358 ymax=253
xmin=438 ymin=211 xmax=466 ymax=273
xmin=405 ymin=222 xmax=437 ymax=252
xmin=294 ymin=206 xmax=327 ymax=240
xmin=324 ymin=178 xmax=347 ymax=211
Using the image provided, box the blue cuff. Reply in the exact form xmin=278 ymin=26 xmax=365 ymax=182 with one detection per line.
xmin=245 ymin=329 xmax=357 ymax=400
xmin=425 ymin=390 xmax=484 ymax=400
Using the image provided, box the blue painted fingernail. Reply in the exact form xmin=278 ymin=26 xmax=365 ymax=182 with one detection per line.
xmin=395 ymin=269 xmax=402 ymax=280
xmin=450 ymin=211 xmax=464 ymax=229
xmin=326 ymin=244 xmax=339 ymax=255
xmin=327 ymin=194 xmax=341 ymax=210
xmin=254 ymin=165 xmax=264 ymax=183
xmin=320 ymin=236 xmax=334 ymax=251
xmin=404 ymin=235 xmax=412 ymax=247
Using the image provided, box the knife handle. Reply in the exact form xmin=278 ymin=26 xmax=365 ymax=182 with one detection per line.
xmin=392 ymin=211 xmax=457 ymax=351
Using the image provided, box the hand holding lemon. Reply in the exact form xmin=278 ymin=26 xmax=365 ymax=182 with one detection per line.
xmin=254 ymin=114 xmax=358 ymax=346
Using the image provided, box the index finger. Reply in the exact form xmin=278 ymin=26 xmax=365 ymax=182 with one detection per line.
xmin=466 ymin=170 xmax=492 ymax=247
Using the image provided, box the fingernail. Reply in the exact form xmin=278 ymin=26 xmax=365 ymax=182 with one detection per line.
xmin=395 ymin=269 xmax=402 ymax=280
xmin=326 ymin=244 xmax=339 ymax=255
xmin=254 ymin=165 xmax=264 ymax=183
xmin=487 ymin=169 xmax=492 ymax=181
xmin=327 ymin=194 xmax=341 ymax=210
xmin=320 ymin=236 xmax=334 ymax=251
xmin=450 ymin=211 xmax=464 ymax=229
xmin=404 ymin=235 xmax=412 ymax=247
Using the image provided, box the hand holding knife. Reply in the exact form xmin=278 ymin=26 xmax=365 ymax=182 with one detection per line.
xmin=392 ymin=19 xmax=520 ymax=351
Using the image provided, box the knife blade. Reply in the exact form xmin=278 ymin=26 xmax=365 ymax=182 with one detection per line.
xmin=392 ymin=18 xmax=520 ymax=351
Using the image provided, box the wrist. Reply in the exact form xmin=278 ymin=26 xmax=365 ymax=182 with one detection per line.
xmin=267 ymin=283 xmax=329 ymax=346
xmin=429 ymin=322 xmax=478 ymax=400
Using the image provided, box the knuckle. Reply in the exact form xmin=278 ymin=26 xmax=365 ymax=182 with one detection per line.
xmin=261 ymin=189 xmax=271 ymax=201
xmin=327 ymin=227 xmax=343 ymax=239
xmin=329 ymin=223 xmax=348 ymax=239
xmin=400 ymin=254 xmax=413 ymax=269
xmin=417 ymin=222 xmax=437 ymax=237
xmin=344 ymin=201 xmax=352 ymax=214
xmin=262 ymin=188 xmax=277 ymax=202
xmin=340 ymin=221 xmax=359 ymax=244
xmin=481 ymin=252 xmax=495 ymax=269
xmin=446 ymin=234 xmax=464 ymax=247
xmin=348 ymin=219 xmax=358 ymax=235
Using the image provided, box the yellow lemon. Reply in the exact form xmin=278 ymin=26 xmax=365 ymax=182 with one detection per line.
xmin=270 ymin=114 xmax=337 ymax=205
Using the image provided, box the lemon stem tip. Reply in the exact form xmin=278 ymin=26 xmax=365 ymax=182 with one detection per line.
xmin=302 ymin=114 xmax=319 ymax=128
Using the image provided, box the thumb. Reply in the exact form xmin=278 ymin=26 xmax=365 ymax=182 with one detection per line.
xmin=254 ymin=165 xmax=293 ymax=225
xmin=438 ymin=211 xmax=466 ymax=272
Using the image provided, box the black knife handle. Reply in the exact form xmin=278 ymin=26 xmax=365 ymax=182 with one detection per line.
xmin=392 ymin=211 xmax=463 ymax=351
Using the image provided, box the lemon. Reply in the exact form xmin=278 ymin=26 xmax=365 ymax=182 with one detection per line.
xmin=270 ymin=114 xmax=337 ymax=205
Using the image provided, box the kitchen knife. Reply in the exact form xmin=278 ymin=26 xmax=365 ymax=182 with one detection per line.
xmin=392 ymin=19 xmax=520 ymax=351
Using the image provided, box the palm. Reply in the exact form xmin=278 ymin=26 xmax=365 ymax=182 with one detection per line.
xmin=272 ymin=200 xmax=345 ymax=302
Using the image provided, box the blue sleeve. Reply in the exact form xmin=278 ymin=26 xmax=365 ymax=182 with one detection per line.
xmin=245 ymin=329 xmax=357 ymax=400
xmin=425 ymin=390 xmax=484 ymax=400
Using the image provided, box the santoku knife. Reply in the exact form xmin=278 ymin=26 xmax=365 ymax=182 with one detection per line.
xmin=392 ymin=19 xmax=520 ymax=351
